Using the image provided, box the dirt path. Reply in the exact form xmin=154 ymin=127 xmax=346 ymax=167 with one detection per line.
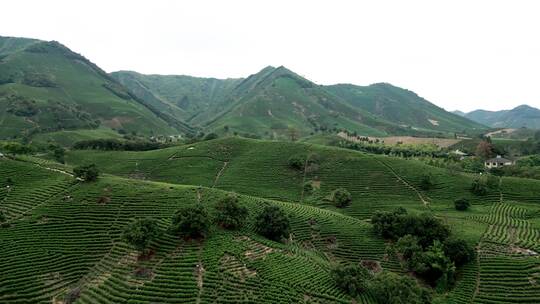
xmin=213 ymin=161 xmax=228 ymax=188
xmin=374 ymin=158 xmax=431 ymax=206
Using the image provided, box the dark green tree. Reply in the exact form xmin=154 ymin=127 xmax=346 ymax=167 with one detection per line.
xmin=73 ymin=164 xmax=99 ymax=182
xmin=214 ymin=194 xmax=248 ymax=229
xmin=443 ymin=237 xmax=476 ymax=266
xmin=52 ymin=146 xmax=65 ymax=164
xmin=454 ymin=198 xmax=470 ymax=211
xmin=419 ymin=173 xmax=435 ymax=190
xmin=287 ymin=154 xmax=305 ymax=170
xmin=471 ymin=178 xmax=487 ymax=196
xmin=171 ymin=205 xmax=210 ymax=239
xmin=331 ymin=188 xmax=352 ymax=208
xmin=331 ymin=263 xmax=371 ymax=296
xmin=412 ymin=241 xmax=456 ymax=290
xmin=123 ymin=218 xmax=160 ymax=253
xmin=370 ymin=271 xmax=431 ymax=304
xmin=255 ymin=205 xmax=290 ymax=241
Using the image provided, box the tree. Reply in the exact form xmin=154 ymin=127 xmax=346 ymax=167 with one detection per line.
xmin=287 ymin=154 xmax=305 ymax=170
xmin=331 ymin=188 xmax=352 ymax=208
xmin=475 ymin=141 xmax=494 ymax=159
xmin=395 ymin=235 xmax=422 ymax=265
xmin=288 ymin=127 xmax=299 ymax=142
xmin=443 ymin=237 xmax=475 ymax=266
xmin=331 ymin=264 xmax=371 ymax=296
xmin=171 ymin=205 xmax=210 ymax=239
xmin=123 ymin=218 xmax=160 ymax=253
xmin=73 ymin=164 xmax=99 ymax=182
xmin=412 ymin=241 xmax=456 ymax=290
xmin=471 ymin=178 xmax=487 ymax=196
xmin=454 ymin=198 xmax=470 ymax=211
xmin=52 ymin=146 xmax=65 ymax=164
xmin=255 ymin=205 xmax=290 ymax=241
xmin=370 ymin=272 xmax=431 ymax=304
xmin=0 ymin=210 xmax=6 ymax=223
xmin=419 ymin=173 xmax=435 ymax=190
xmin=214 ymin=194 xmax=248 ymax=229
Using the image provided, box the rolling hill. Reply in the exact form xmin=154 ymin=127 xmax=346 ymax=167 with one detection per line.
xmin=2 ymin=137 xmax=540 ymax=303
xmin=0 ymin=36 xmax=191 ymax=141
xmin=463 ymin=105 xmax=540 ymax=129
xmin=326 ymin=83 xmax=486 ymax=134
xmin=113 ymin=67 xmax=487 ymax=139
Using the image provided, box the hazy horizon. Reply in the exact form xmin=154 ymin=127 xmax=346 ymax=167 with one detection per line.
xmin=2 ymin=0 xmax=540 ymax=112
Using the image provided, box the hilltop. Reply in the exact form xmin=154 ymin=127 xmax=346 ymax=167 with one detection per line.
xmin=113 ymin=66 xmax=487 ymax=139
xmin=463 ymin=105 xmax=540 ymax=129
xmin=0 ymin=36 xmax=191 ymax=141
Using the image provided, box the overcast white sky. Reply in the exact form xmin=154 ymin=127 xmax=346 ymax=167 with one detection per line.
xmin=2 ymin=0 xmax=539 ymax=112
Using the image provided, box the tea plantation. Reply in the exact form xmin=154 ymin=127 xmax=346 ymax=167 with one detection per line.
xmin=1 ymin=137 xmax=540 ymax=303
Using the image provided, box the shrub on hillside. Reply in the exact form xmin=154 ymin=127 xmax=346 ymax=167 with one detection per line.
xmin=170 ymin=205 xmax=210 ymax=239
xmin=443 ymin=237 xmax=476 ymax=266
xmin=370 ymin=271 xmax=431 ymax=304
xmin=255 ymin=205 xmax=290 ymax=241
xmin=287 ymin=154 xmax=305 ymax=170
xmin=331 ymin=188 xmax=352 ymax=208
xmin=214 ymin=194 xmax=248 ymax=229
xmin=123 ymin=218 xmax=160 ymax=253
xmin=471 ymin=178 xmax=487 ymax=196
xmin=73 ymin=164 xmax=99 ymax=182
xmin=331 ymin=263 xmax=371 ymax=296
xmin=454 ymin=198 xmax=470 ymax=211
xmin=419 ymin=173 xmax=435 ymax=190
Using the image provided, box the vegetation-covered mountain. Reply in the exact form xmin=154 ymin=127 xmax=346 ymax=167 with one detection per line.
xmin=110 ymin=70 xmax=242 ymax=122
xmin=0 ymin=36 xmax=191 ymax=140
xmin=326 ymin=83 xmax=486 ymax=134
xmin=463 ymin=105 xmax=540 ymax=129
xmin=114 ymin=67 xmax=486 ymax=139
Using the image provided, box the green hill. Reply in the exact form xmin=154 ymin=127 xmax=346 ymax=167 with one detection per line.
xmin=464 ymin=105 xmax=540 ymax=129
xmin=0 ymin=36 xmax=191 ymax=141
xmin=326 ymin=83 xmax=487 ymax=134
xmin=110 ymin=70 xmax=242 ymax=123
xmin=3 ymin=137 xmax=540 ymax=303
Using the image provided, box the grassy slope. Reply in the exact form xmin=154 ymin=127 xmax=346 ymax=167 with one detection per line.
xmin=111 ymin=70 xmax=242 ymax=123
xmin=326 ymin=83 xmax=487 ymax=134
xmin=3 ymin=137 xmax=540 ymax=302
xmin=0 ymin=37 xmax=179 ymax=139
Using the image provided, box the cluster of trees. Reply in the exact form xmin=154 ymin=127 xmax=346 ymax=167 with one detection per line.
xmin=122 ymin=195 xmax=291 ymax=254
xmin=340 ymin=140 xmax=446 ymax=159
xmin=470 ymin=174 xmax=499 ymax=196
xmin=73 ymin=164 xmax=99 ymax=182
xmin=73 ymin=139 xmax=166 ymax=151
xmin=371 ymin=208 xmax=475 ymax=290
xmin=330 ymin=263 xmax=431 ymax=303
xmin=0 ymin=142 xmax=34 ymax=155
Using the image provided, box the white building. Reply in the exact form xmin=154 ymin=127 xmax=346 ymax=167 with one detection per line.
xmin=485 ymin=155 xmax=513 ymax=169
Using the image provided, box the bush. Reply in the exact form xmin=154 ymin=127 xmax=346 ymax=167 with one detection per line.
xmin=471 ymin=178 xmax=487 ymax=196
xmin=454 ymin=198 xmax=470 ymax=211
xmin=419 ymin=173 xmax=435 ymax=190
xmin=73 ymin=164 xmax=99 ymax=182
xmin=214 ymin=194 xmax=248 ymax=229
xmin=443 ymin=237 xmax=476 ymax=266
xmin=331 ymin=188 xmax=352 ymax=208
xmin=123 ymin=218 xmax=160 ymax=253
xmin=0 ymin=210 xmax=6 ymax=223
xmin=411 ymin=241 xmax=456 ymax=289
xmin=287 ymin=154 xmax=305 ymax=170
xmin=370 ymin=271 xmax=431 ymax=304
xmin=255 ymin=205 xmax=290 ymax=241
xmin=331 ymin=264 xmax=371 ymax=296
xmin=171 ymin=205 xmax=210 ymax=239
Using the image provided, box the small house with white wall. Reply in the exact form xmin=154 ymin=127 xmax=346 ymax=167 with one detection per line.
xmin=485 ymin=155 xmax=513 ymax=169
